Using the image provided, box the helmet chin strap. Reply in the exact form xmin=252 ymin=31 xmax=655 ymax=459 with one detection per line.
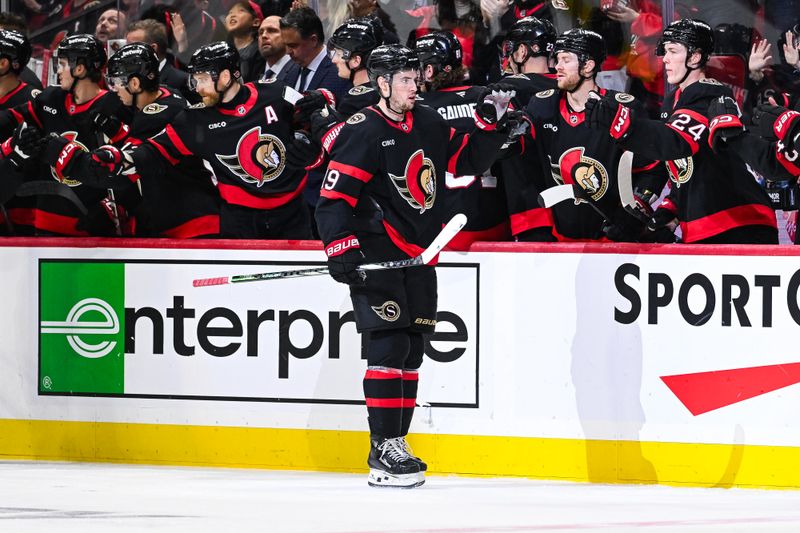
xmin=510 ymin=45 xmax=531 ymax=73
xmin=675 ymin=55 xmax=700 ymax=86
xmin=214 ymin=73 xmax=235 ymax=103
xmin=567 ymin=59 xmax=594 ymax=94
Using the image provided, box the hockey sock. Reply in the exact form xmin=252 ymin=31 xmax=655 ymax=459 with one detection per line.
xmin=364 ymin=366 xmax=404 ymax=438
xmin=401 ymin=332 xmax=425 ymax=436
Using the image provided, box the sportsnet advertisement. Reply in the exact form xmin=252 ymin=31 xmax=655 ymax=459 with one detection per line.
xmin=37 ymin=258 xmax=479 ymax=407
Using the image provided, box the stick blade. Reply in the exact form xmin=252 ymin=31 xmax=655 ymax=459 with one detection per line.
xmin=538 ymin=184 xmax=577 ymax=208
xmin=421 ymin=213 xmax=467 ymax=264
xmin=617 ymin=150 xmax=636 ymax=208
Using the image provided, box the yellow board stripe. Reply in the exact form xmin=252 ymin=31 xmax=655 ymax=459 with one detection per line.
xmin=1 ymin=419 xmax=799 ymax=489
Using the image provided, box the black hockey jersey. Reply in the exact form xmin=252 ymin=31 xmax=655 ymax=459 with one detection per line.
xmin=0 ymin=86 xmax=124 ymax=236
xmin=337 ymin=83 xmax=380 ymax=117
xmin=144 ymin=80 xmax=305 ymax=211
xmin=126 ymin=87 xmax=220 ymax=238
xmin=526 ymin=88 xmax=666 ymax=240
xmin=417 ymin=85 xmax=510 ymax=249
xmin=316 ymin=104 xmax=508 ymax=257
xmin=500 ymin=71 xmax=557 ymax=110
xmin=0 ymin=81 xmax=41 ymax=235
xmin=620 ymin=78 xmax=777 ymax=243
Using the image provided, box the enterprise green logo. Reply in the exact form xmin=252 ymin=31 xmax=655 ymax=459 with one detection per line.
xmin=39 ymin=261 xmax=125 ymax=394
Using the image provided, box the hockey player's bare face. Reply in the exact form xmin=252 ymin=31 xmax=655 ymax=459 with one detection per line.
xmin=331 ymin=48 xmax=360 ymax=80
xmin=56 ymin=58 xmax=75 ymax=91
xmin=662 ymin=43 xmax=688 ymax=85
xmin=555 ymin=52 xmax=581 ymax=91
xmin=107 ymin=76 xmax=135 ymax=106
xmin=192 ymin=72 xmax=224 ymax=106
xmin=378 ymin=70 xmax=419 ymax=116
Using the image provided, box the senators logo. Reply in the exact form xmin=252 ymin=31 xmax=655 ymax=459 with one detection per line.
xmin=557 ymin=147 xmax=608 ymax=202
xmin=388 ymin=149 xmax=436 ymax=213
xmin=50 ymin=131 xmax=86 ymax=187
xmin=665 ymin=157 xmax=694 ymax=187
xmin=372 ymin=301 xmax=401 ymax=322
xmin=216 ymin=126 xmax=286 ymax=187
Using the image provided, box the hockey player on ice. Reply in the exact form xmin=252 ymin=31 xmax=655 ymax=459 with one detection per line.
xmin=314 ymin=43 xmax=513 ymax=488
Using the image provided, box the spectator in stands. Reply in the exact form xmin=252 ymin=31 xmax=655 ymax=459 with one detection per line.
xmin=746 ymin=23 xmax=800 ymax=110
xmin=346 ymin=0 xmax=399 ymax=43
xmin=0 ymin=13 xmax=42 ymax=89
xmin=225 ymin=1 xmax=265 ymax=82
xmin=257 ymin=15 xmax=300 ymax=83
xmin=280 ymin=7 xmax=351 ymax=100
xmin=95 ymin=8 xmax=128 ymax=45
xmin=126 ymin=19 xmax=199 ymax=103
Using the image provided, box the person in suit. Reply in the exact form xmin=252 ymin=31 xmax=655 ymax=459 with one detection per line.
xmin=125 ymin=19 xmax=200 ymax=103
xmin=280 ymin=7 xmax=352 ymax=101
xmin=258 ymin=15 xmax=301 ymax=83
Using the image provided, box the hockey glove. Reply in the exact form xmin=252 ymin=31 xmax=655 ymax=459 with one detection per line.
xmin=294 ymin=89 xmax=337 ymax=129
xmin=585 ymin=91 xmax=634 ymax=140
xmin=707 ymin=96 xmax=745 ymax=152
xmin=76 ymin=193 xmax=134 ymax=236
xmin=623 ymin=187 xmax=656 ymax=224
xmin=505 ymin=109 xmax=532 ymax=143
xmin=474 ymin=83 xmax=515 ymax=130
xmin=602 ymin=207 xmax=646 ymax=242
xmin=310 ymin=105 xmax=345 ymax=154
xmin=751 ymin=103 xmax=800 ymax=142
xmin=325 ymin=235 xmax=366 ymax=285
xmin=92 ymin=111 xmax=130 ymax=144
xmin=286 ymin=131 xmax=324 ymax=170
xmin=2 ymin=122 xmax=49 ymax=171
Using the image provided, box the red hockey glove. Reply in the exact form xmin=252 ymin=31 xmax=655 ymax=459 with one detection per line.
xmin=708 ymin=96 xmax=744 ymax=152
xmin=585 ymin=92 xmax=634 ymax=140
xmin=325 ymin=235 xmax=366 ymax=285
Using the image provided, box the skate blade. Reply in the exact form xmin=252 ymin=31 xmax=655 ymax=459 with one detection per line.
xmin=367 ymin=469 xmax=425 ymax=489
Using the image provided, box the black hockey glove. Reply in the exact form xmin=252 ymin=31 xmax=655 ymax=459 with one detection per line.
xmin=602 ymin=207 xmax=646 ymax=242
xmin=750 ymin=103 xmax=800 ymax=142
xmin=310 ymin=105 xmax=345 ymax=153
xmin=585 ymin=91 xmax=634 ymax=140
xmin=92 ymin=111 xmax=130 ymax=144
xmin=325 ymin=235 xmax=366 ymax=285
xmin=474 ymin=83 xmax=515 ymax=130
xmin=286 ymin=131 xmax=323 ymax=170
xmin=294 ymin=89 xmax=337 ymax=129
xmin=505 ymin=109 xmax=532 ymax=143
xmin=707 ymin=96 xmax=745 ymax=152
xmin=3 ymin=122 xmax=50 ymax=171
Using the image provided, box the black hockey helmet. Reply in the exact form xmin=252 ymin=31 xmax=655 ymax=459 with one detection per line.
xmin=515 ymin=0 xmax=540 ymax=8
xmin=0 ymin=30 xmax=32 ymax=75
xmin=53 ymin=34 xmax=107 ymax=76
xmin=502 ymin=16 xmax=556 ymax=59
xmin=188 ymin=41 xmax=241 ymax=82
xmin=416 ymin=31 xmax=462 ymax=72
xmin=657 ymin=19 xmax=714 ymax=67
xmin=553 ymin=28 xmax=606 ymax=72
xmin=712 ymin=23 xmax=752 ymax=57
xmin=328 ymin=17 xmax=383 ymax=61
xmin=107 ymin=43 xmax=160 ymax=92
xmin=367 ymin=44 xmax=420 ymax=87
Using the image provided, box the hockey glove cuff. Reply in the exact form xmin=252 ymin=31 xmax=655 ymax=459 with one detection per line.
xmin=6 ymin=122 xmax=49 ymax=171
xmin=47 ymin=135 xmax=82 ymax=182
xmin=707 ymin=96 xmax=744 ymax=151
xmin=751 ymin=103 xmax=800 ymax=141
xmin=325 ymin=235 xmax=366 ymax=285
xmin=310 ymin=105 xmax=345 ymax=153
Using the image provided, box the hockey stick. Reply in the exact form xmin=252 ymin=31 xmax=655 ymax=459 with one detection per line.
xmin=192 ymin=213 xmax=468 ymax=287
xmin=617 ymin=150 xmax=636 ymax=209
xmin=536 ymin=183 xmax=614 ymax=222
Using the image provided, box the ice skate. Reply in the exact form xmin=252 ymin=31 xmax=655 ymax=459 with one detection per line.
xmin=367 ymin=437 xmax=425 ymax=488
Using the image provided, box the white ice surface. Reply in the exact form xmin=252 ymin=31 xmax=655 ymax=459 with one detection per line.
xmin=1 ymin=461 xmax=799 ymax=532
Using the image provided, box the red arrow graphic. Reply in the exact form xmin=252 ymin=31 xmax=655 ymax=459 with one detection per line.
xmin=661 ymin=362 xmax=800 ymax=416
